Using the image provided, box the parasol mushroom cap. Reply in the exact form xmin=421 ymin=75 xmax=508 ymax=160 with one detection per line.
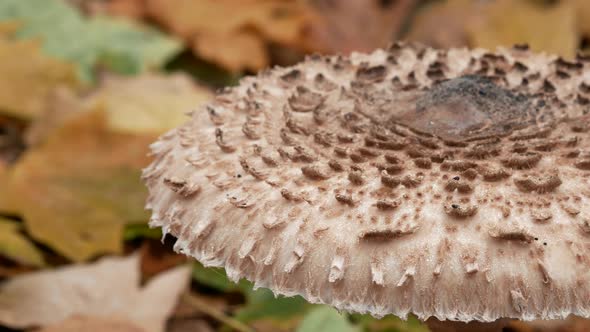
xmin=143 ymin=43 xmax=590 ymax=323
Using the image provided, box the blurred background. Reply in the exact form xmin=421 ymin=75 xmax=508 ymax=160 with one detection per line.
xmin=0 ymin=0 xmax=589 ymax=331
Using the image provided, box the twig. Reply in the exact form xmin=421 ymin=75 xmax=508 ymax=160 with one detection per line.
xmin=182 ymin=293 xmax=255 ymax=332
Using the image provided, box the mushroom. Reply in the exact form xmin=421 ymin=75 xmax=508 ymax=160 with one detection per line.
xmin=143 ymin=43 xmax=590 ymax=331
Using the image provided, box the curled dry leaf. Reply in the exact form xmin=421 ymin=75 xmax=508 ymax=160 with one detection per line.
xmin=145 ymin=0 xmax=314 ymax=72
xmin=0 ymin=218 xmax=45 ymax=267
xmin=0 ymin=23 xmax=79 ymax=120
xmin=38 ymin=315 xmax=145 ymax=332
xmin=4 ymin=110 xmax=155 ymax=261
xmin=0 ymin=254 xmax=191 ymax=332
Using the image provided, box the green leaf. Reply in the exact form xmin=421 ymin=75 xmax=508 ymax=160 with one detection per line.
xmin=351 ymin=313 xmax=430 ymax=332
xmin=235 ymin=287 xmax=311 ymax=323
xmin=0 ymin=218 xmax=45 ymax=267
xmin=192 ymin=262 xmax=312 ymax=327
xmin=192 ymin=262 xmax=242 ymax=292
xmin=296 ymin=307 xmax=360 ymax=332
xmin=123 ymin=223 xmax=162 ymax=241
xmin=0 ymin=0 xmax=182 ymax=81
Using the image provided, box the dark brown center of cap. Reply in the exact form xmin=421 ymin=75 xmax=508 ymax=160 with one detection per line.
xmin=394 ymin=75 xmax=536 ymax=141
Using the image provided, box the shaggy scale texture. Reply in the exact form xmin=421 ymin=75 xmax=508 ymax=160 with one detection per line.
xmin=144 ymin=43 xmax=590 ymax=322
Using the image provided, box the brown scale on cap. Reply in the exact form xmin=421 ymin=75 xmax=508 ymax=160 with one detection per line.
xmin=144 ymin=43 xmax=590 ymax=327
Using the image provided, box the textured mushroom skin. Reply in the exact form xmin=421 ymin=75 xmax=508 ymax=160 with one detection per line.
xmin=144 ymin=43 xmax=590 ymax=322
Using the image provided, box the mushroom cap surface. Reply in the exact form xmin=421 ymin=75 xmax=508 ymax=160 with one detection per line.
xmin=144 ymin=43 xmax=590 ymax=322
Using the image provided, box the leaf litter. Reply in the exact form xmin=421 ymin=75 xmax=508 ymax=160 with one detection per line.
xmin=3 ymin=0 xmax=590 ymax=331
xmin=0 ymin=254 xmax=190 ymax=332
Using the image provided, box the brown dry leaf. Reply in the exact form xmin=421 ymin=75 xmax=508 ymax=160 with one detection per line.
xmin=140 ymin=239 xmax=187 ymax=278
xmin=510 ymin=316 xmax=590 ymax=332
xmin=308 ymin=0 xmax=417 ymax=53
xmin=145 ymin=0 xmax=314 ymax=72
xmin=167 ymin=319 xmax=214 ymax=332
xmin=0 ymin=218 xmax=45 ymax=267
xmin=193 ymin=30 xmax=268 ymax=73
xmin=25 ymin=87 xmax=82 ymax=146
xmin=38 ymin=315 xmax=146 ymax=332
xmin=105 ymin=0 xmax=147 ymax=19
xmin=0 ymin=254 xmax=190 ymax=332
xmin=0 ymin=163 xmax=9 ymax=213
xmin=405 ymin=0 xmax=477 ymax=49
xmin=5 ymin=110 xmax=155 ymax=261
xmin=574 ymin=0 xmax=590 ymax=39
xmin=468 ymin=0 xmax=578 ymax=58
xmin=0 ymin=22 xmax=79 ymax=120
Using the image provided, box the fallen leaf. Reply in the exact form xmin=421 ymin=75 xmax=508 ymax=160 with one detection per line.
xmin=24 ymin=87 xmax=82 ymax=146
xmin=574 ymin=0 xmax=590 ymax=40
xmin=66 ymin=0 xmax=146 ymax=19
xmin=166 ymin=318 xmax=214 ymax=332
xmin=0 ymin=116 xmax=26 ymax=164
xmin=0 ymin=23 xmax=79 ymax=120
xmin=0 ymin=254 xmax=190 ymax=332
xmin=351 ymin=313 xmax=429 ymax=332
xmin=106 ymin=0 xmax=146 ymax=19
xmin=296 ymin=307 xmax=360 ymax=332
xmin=85 ymin=73 xmax=212 ymax=134
xmin=140 ymin=238 xmax=187 ymax=278
xmin=510 ymin=316 xmax=590 ymax=332
xmin=0 ymin=0 xmax=181 ymax=81
xmin=193 ymin=30 xmax=268 ymax=73
xmin=308 ymin=0 xmax=418 ymax=53
xmin=191 ymin=263 xmax=311 ymax=329
xmin=38 ymin=315 xmax=145 ymax=332
xmin=0 ymin=218 xmax=45 ymax=267
xmin=5 ymin=110 xmax=155 ymax=261
xmin=468 ymin=0 xmax=578 ymax=58
xmin=405 ymin=0 xmax=477 ymax=49
xmin=26 ymin=73 xmax=211 ymax=144
xmin=145 ymin=0 xmax=314 ymax=72
xmin=124 ymin=223 xmax=162 ymax=241
xmin=235 ymin=288 xmax=311 ymax=326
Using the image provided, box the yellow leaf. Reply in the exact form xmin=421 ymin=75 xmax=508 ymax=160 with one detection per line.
xmin=5 ymin=110 xmax=155 ymax=261
xmin=86 ymin=73 xmax=212 ymax=134
xmin=146 ymin=0 xmax=314 ymax=71
xmin=468 ymin=0 xmax=578 ymax=58
xmin=0 ymin=23 xmax=79 ymax=120
xmin=0 ymin=218 xmax=45 ymax=267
